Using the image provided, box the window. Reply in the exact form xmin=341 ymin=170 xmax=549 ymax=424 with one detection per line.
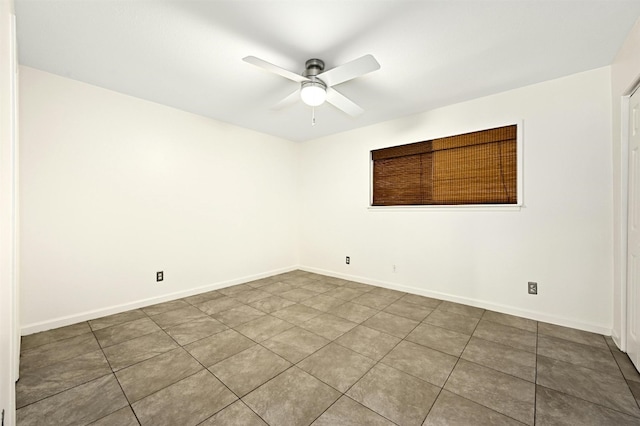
xmin=371 ymin=124 xmax=518 ymax=206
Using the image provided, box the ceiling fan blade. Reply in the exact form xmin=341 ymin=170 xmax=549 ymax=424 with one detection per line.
xmin=318 ymin=54 xmax=380 ymax=87
xmin=326 ymin=87 xmax=364 ymax=116
xmin=243 ymin=56 xmax=309 ymax=83
xmin=272 ymin=89 xmax=300 ymax=110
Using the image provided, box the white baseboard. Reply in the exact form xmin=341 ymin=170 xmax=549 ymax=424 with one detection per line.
xmin=21 ymin=265 xmax=299 ymax=335
xmin=24 ymin=264 xmax=613 ymax=338
xmin=300 ymin=266 xmax=613 ymax=337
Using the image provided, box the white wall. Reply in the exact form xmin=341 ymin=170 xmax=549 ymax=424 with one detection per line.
xmin=299 ymin=67 xmax=614 ymax=334
xmin=611 ymin=17 xmax=640 ymax=349
xmin=19 ymin=67 xmax=299 ymax=333
xmin=1 ymin=0 xmax=18 ymax=424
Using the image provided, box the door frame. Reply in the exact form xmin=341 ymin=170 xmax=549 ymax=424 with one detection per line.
xmin=622 ymin=78 xmax=640 ymax=353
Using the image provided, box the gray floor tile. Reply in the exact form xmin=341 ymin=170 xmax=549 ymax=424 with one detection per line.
xmin=261 ymin=326 xmax=330 ymax=363
xmin=164 ymin=316 xmax=228 ymax=346
xmin=298 ymin=313 xmax=358 ymax=340
xmin=249 ymin=295 xmax=297 ymax=313
xmin=629 ymin=380 xmax=640 ymax=406
xmin=246 ymin=277 xmax=279 ymax=289
xmin=611 ymin=349 xmax=640 ymax=383
xmin=538 ymin=334 xmax=620 ymax=375
xmin=141 ymin=299 xmax=190 ymax=316
xmin=536 ymin=385 xmax=640 ymax=426
xmin=424 ymin=390 xmax=525 ymax=426
xmin=536 ymin=355 xmax=640 ymax=417
xmin=301 ymin=294 xmax=346 ymax=312
xmin=182 ymin=290 xmax=224 ymax=306
xmin=301 ymin=281 xmax=338 ymax=293
xmin=94 ymin=317 xmax=161 ymax=348
xmin=209 ymin=345 xmax=291 ymax=397
xmin=482 ymin=311 xmax=537 ymax=333
xmin=437 ymin=301 xmax=485 ymax=319
xmin=298 ymin=343 xmax=375 ymax=392
xmin=194 ymin=296 xmax=243 ymax=315
xmin=347 ymin=363 xmax=439 ymax=426
xmin=102 ymin=330 xmax=179 ymax=371
xmin=424 ymin=309 xmax=479 ymax=335
xmin=16 ymin=350 xmax=112 ymax=408
xmin=260 ymin=281 xmax=298 ymax=294
xmin=383 ymin=299 xmax=433 ymax=321
xmin=473 ymin=319 xmax=537 ymax=353
xmin=132 ymin=370 xmax=237 ymax=426
xmin=362 ymin=311 xmax=419 ymax=338
xmin=406 ymin=323 xmax=470 ymax=357
xmin=461 ymin=337 xmax=536 ymax=382
xmin=325 ymin=287 xmax=367 ymax=301
xmin=200 ymin=400 xmax=267 ymax=426
xmin=21 ymin=322 xmax=92 ymax=351
xmin=381 ymin=340 xmax=457 ymax=387
xmin=20 ymin=332 xmax=100 ymax=375
xmin=323 ymin=276 xmax=352 ymax=286
xmin=149 ymin=305 xmax=208 ymax=329
xmin=368 ymin=287 xmax=406 ymax=299
xmin=88 ymin=309 xmax=146 ymax=331
xmin=328 ymin=301 xmax=378 ymax=323
xmin=272 ymin=303 xmax=323 ymax=325
xmin=283 ymin=276 xmax=317 ymax=286
xmin=90 ymin=406 xmax=139 ymax=425
xmin=342 ymin=281 xmax=374 ymax=291
xmin=335 ymin=325 xmax=401 ymax=361
xmin=538 ymin=322 xmax=608 ymax=349
xmin=16 ymin=375 xmax=128 ymax=426
xmin=235 ymin=315 xmax=295 ymax=342
xmin=231 ymin=289 xmax=272 ymax=304
xmin=18 ymin=274 xmax=640 ymax=426
xmin=115 ymin=347 xmax=202 ymax=402
xmin=400 ymin=293 xmax=442 ymax=309
xmin=312 ymin=395 xmax=395 ymax=426
xmin=605 ymin=335 xmax=619 ymax=350
xmin=218 ymin=283 xmax=253 ymax=296
xmin=243 ymin=367 xmax=341 ymax=426
xmin=444 ymin=359 xmax=535 ymax=425
xmin=213 ymin=305 xmax=266 ymax=328
xmin=280 ymin=287 xmax=321 ymax=302
xmin=351 ymin=292 xmax=398 ymax=310
xmin=184 ymin=329 xmax=255 ymax=367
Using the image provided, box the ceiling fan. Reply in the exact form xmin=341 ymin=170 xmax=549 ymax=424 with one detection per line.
xmin=243 ymin=54 xmax=380 ymax=117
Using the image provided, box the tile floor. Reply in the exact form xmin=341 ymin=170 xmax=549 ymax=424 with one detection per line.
xmin=15 ymin=270 xmax=640 ymax=425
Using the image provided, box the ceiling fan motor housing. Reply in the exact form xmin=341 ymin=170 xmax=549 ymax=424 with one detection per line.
xmin=300 ymin=58 xmax=327 ymax=106
xmin=302 ymin=58 xmax=327 ymax=89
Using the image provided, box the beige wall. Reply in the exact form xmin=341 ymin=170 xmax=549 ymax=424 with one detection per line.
xmin=19 ymin=67 xmax=299 ymax=333
xmin=299 ymin=67 xmax=614 ymax=334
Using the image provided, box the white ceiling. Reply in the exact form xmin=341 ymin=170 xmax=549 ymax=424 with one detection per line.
xmin=15 ymin=0 xmax=640 ymax=142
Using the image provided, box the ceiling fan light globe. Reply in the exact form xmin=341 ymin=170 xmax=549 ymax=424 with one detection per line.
xmin=300 ymin=84 xmax=326 ymax=106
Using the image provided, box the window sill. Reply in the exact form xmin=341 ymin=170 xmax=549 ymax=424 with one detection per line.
xmin=367 ymin=204 xmax=522 ymax=212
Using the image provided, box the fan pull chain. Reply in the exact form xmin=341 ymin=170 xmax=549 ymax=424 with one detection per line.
xmin=311 ymin=107 xmax=316 ymax=126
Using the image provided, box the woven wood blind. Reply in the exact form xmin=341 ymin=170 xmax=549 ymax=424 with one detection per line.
xmin=372 ymin=125 xmax=517 ymax=206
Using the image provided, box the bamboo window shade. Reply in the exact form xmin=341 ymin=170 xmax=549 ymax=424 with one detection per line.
xmin=371 ymin=125 xmax=517 ymax=206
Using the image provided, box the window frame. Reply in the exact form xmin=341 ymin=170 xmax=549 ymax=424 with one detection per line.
xmin=368 ymin=121 xmax=524 ymax=210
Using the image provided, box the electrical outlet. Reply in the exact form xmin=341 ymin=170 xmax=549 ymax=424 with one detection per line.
xmin=157 ymin=271 xmax=164 ymax=282
xmin=528 ymin=281 xmax=537 ymax=295
xmin=392 ymin=264 xmax=397 ymax=273
xmin=346 ymin=256 xmax=350 ymax=265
